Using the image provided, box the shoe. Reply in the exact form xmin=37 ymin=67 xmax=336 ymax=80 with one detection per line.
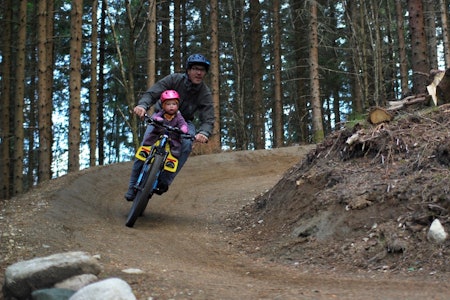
xmin=153 ymin=183 xmax=168 ymax=195
xmin=124 ymin=188 xmax=137 ymax=201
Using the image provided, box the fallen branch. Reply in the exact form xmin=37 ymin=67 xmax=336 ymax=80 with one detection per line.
xmin=388 ymin=94 xmax=430 ymax=110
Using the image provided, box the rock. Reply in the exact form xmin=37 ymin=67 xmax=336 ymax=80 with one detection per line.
xmin=3 ymin=251 xmax=102 ymax=300
xmin=347 ymin=195 xmax=373 ymax=210
xmin=31 ymin=288 xmax=75 ymax=300
xmin=427 ymin=219 xmax=448 ymax=244
xmin=69 ymin=278 xmax=136 ymax=300
xmin=54 ymin=274 xmax=99 ymax=290
xmin=387 ymin=238 xmax=407 ymax=253
xmin=121 ymin=268 xmax=144 ymax=274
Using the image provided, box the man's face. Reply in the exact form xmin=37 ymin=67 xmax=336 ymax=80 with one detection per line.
xmin=187 ymin=65 xmax=207 ymax=84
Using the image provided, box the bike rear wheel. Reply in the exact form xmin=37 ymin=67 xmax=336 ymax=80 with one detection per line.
xmin=125 ymin=154 xmax=165 ymax=227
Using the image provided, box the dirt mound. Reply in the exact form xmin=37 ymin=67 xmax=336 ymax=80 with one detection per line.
xmin=230 ymin=106 xmax=450 ymax=276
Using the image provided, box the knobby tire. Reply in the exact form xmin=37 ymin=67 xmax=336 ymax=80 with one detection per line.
xmin=125 ymin=154 xmax=165 ymax=227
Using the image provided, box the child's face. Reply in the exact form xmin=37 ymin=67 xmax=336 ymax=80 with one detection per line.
xmin=163 ymin=99 xmax=179 ymax=115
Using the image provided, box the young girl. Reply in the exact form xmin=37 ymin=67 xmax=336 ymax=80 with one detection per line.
xmin=142 ymin=89 xmax=188 ymax=158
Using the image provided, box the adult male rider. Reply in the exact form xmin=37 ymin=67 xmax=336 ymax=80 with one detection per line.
xmin=124 ymin=54 xmax=214 ymax=201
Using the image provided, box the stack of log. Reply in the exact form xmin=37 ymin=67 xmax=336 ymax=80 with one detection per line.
xmin=367 ymin=68 xmax=450 ymax=125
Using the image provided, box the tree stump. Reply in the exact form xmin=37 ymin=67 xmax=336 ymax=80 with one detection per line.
xmin=436 ymin=68 xmax=450 ymax=105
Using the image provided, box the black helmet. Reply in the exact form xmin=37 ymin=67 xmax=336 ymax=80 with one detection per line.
xmin=185 ymin=54 xmax=210 ymax=72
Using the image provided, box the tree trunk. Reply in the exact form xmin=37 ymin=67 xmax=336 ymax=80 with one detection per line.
xmin=309 ymin=0 xmax=324 ymax=142
xmin=227 ymin=0 xmax=246 ymax=150
xmin=13 ymin=0 xmax=27 ymax=195
xmin=180 ymin=2 xmax=187 ymax=60
xmin=98 ymin=0 xmax=106 ymax=165
xmin=160 ymin=1 xmax=170 ymax=75
xmin=45 ymin=0 xmax=55 ymax=173
xmin=407 ymin=0 xmax=430 ymax=94
xmin=146 ymin=0 xmax=157 ymax=87
xmin=1 ymin=0 xmax=12 ymax=199
xmin=46 ymin=0 xmax=55 ymax=113
xmin=424 ymin=0 xmax=438 ymax=69
xmin=173 ymin=0 xmax=181 ymax=71
xmin=345 ymin=0 xmax=364 ymax=114
xmin=250 ymin=0 xmax=265 ymax=149
xmin=272 ymin=0 xmax=283 ymax=148
xmin=37 ymin=0 xmax=52 ymax=182
xmin=27 ymin=40 xmax=37 ymax=190
xmin=369 ymin=0 xmax=382 ymax=106
xmin=68 ymin=0 xmax=83 ymax=172
xmin=384 ymin=0 xmax=396 ymax=102
xmin=89 ymin=0 xmax=98 ymax=167
xmin=289 ymin=0 xmax=309 ymax=143
xmin=209 ymin=0 xmax=221 ymax=152
xmin=436 ymin=68 xmax=450 ymax=104
xmin=439 ymin=0 xmax=450 ymax=68
xmin=395 ymin=0 xmax=410 ymax=97
xmin=358 ymin=0 xmax=370 ymax=108
xmin=124 ymin=2 xmax=137 ymax=149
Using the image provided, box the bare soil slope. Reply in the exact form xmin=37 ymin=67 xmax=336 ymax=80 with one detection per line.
xmin=1 ymin=108 xmax=449 ymax=299
xmin=231 ymin=107 xmax=450 ymax=281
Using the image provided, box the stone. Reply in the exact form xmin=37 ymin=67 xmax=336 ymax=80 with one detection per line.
xmin=31 ymin=288 xmax=75 ymax=300
xmin=54 ymin=274 xmax=99 ymax=290
xmin=69 ymin=278 xmax=136 ymax=300
xmin=3 ymin=251 xmax=101 ymax=299
xmin=427 ymin=219 xmax=448 ymax=244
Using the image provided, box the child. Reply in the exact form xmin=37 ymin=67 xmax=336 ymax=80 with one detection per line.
xmin=142 ymin=90 xmax=188 ymax=158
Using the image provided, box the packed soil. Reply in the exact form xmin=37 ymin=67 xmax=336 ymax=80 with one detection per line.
xmin=1 ymin=106 xmax=449 ymax=299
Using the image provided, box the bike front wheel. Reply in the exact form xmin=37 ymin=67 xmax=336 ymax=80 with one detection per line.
xmin=125 ymin=154 xmax=165 ymax=227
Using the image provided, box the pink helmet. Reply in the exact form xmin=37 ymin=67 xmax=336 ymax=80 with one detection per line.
xmin=160 ymin=90 xmax=180 ymax=104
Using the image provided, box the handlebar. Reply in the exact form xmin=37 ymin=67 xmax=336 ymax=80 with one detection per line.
xmin=143 ymin=114 xmax=195 ymax=140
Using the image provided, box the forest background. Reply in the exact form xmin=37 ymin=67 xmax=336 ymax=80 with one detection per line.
xmin=1 ymin=0 xmax=449 ymax=200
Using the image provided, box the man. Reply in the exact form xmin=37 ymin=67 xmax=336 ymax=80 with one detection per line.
xmin=125 ymin=54 xmax=214 ymax=201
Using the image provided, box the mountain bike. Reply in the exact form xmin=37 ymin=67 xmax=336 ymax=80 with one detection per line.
xmin=125 ymin=115 xmax=194 ymax=228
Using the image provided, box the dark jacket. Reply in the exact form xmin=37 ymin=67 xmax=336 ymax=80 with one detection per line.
xmin=137 ymin=73 xmax=215 ymax=137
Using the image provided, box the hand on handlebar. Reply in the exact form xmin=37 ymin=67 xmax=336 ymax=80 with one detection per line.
xmin=152 ymin=116 xmax=164 ymax=126
xmin=195 ymin=133 xmax=209 ymax=143
xmin=133 ymin=106 xmax=147 ymax=118
xmin=180 ymin=125 xmax=189 ymax=134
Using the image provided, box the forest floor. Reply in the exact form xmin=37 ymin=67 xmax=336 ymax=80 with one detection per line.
xmin=1 ymin=105 xmax=449 ymax=299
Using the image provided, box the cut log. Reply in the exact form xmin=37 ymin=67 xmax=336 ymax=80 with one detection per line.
xmin=368 ymin=106 xmax=394 ymax=124
xmin=427 ymin=69 xmax=445 ymax=105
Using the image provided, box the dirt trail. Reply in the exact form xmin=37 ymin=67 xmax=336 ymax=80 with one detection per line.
xmin=1 ymin=146 xmax=448 ymax=299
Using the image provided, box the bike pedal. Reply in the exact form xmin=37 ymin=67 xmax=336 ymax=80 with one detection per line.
xmin=139 ymin=151 xmax=149 ymax=158
xmin=165 ymin=161 xmax=175 ymax=168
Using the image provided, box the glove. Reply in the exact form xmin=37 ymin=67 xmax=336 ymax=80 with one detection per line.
xmin=180 ymin=124 xmax=188 ymax=134
xmin=153 ymin=116 xmax=164 ymax=122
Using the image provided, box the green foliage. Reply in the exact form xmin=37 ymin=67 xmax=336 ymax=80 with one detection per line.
xmin=343 ymin=112 xmax=368 ymax=130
